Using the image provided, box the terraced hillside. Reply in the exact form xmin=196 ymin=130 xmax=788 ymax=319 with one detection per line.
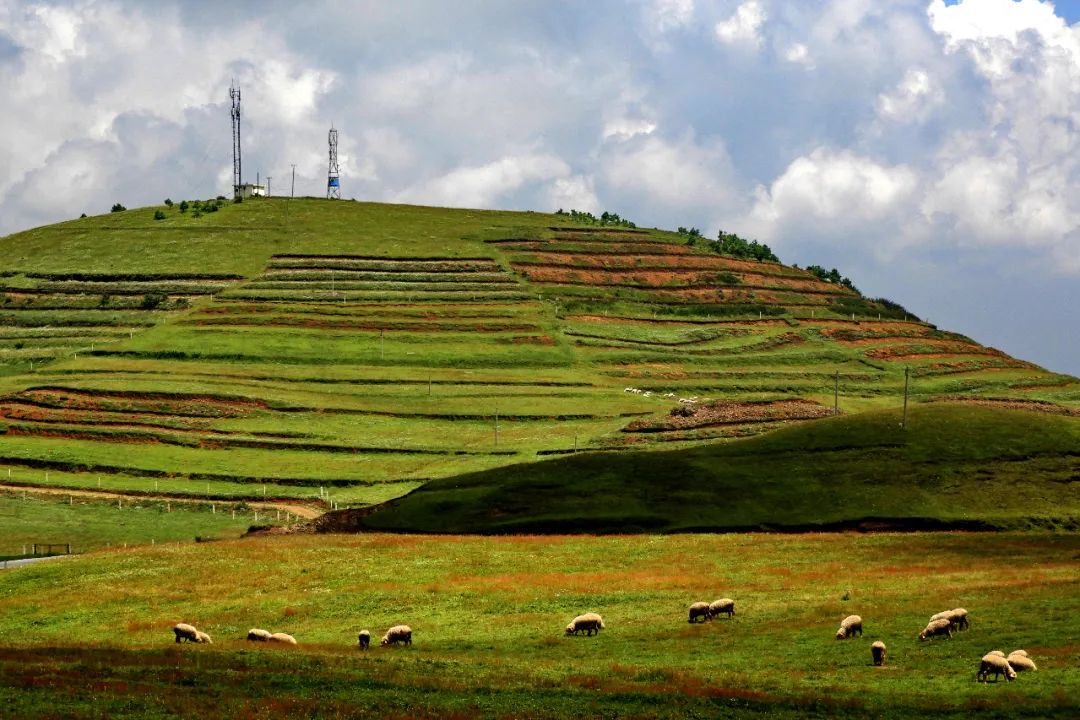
xmin=0 ymin=198 xmax=1076 ymax=524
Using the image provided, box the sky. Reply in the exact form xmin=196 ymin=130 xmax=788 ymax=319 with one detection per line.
xmin=0 ymin=0 xmax=1077 ymax=376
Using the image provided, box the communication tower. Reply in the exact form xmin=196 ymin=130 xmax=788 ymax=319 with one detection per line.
xmin=230 ymin=84 xmax=242 ymax=198
xmin=327 ymin=126 xmax=340 ymax=200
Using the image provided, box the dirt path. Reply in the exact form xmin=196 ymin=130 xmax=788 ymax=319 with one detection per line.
xmin=0 ymin=484 xmax=324 ymax=520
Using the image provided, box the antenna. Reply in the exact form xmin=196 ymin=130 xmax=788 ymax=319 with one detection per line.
xmin=327 ymin=125 xmax=340 ymax=200
xmin=230 ymin=83 xmax=242 ymax=198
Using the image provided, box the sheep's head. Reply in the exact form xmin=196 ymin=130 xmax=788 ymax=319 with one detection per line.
xmin=565 ymin=624 xmax=576 ymax=635
xmin=380 ymin=636 xmax=391 ymax=646
xmin=835 ymin=628 xmax=846 ymax=640
xmin=1005 ymin=667 xmax=1017 ymax=681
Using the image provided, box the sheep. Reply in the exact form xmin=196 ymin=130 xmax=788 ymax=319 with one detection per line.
xmin=688 ymin=602 xmax=711 ymax=623
xmin=268 ymin=632 xmax=297 ymax=645
xmin=918 ymin=618 xmax=953 ymax=641
xmin=1009 ymin=649 xmax=1029 ymax=658
xmin=871 ymin=640 xmax=887 ymax=666
xmin=929 ymin=608 xmax=969 ymax=631
xmin=836 ymin=615 xmax=863 ymax=639
xmin=247 ymin=628 xmax=272 ymax=642
xmin=1007 ymin=653 xmax=1037 ymax=672
xmin=708 ymin=598 xmax=735 ymax=619
xmin=194 ymin=631 xmax=212 ymax=644
xmin=986 ymin=650 xmax=1005 ymax=658
xmin=358 ymin=630 xmax=370 ymax=650
xmin=173 ymin=623 xmax=199 ymax=643
xmin=381 ymin=625 xmax=412 ymax=646
xmin=565 ymin=613 xmax=605 ymax=637
xmin=977 ymin=653 xmax=1016 ymax=682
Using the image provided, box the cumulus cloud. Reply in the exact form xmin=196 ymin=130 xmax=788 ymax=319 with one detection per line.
xmin=715 ymin=0 xmax=766 ymax=47
xmin=876 ymin=68 xmax=943 ymax=122
xmin=395 ymin=154 xmax=573 ymax=209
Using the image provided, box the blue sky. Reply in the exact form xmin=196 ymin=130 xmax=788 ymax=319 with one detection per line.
xmin=0 ymin=0 xmax=1077 ymax=376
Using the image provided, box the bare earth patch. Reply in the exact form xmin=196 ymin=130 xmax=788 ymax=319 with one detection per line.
xmin=624 ymin=398 xmax=833 ymax=433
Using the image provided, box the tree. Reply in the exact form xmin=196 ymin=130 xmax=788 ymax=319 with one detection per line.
xmin=153 ymin=210 xmax=166 ymax=221
xmin=164 ymin=198 xmax=173 ymax=207
xmin=179 ymin=200 xmax=189 ymax=213
xmin=110 ymin=203 xmax=126 ymax=213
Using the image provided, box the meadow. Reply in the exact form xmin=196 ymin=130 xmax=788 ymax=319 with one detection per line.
xmin=0 ymin=531 xmax=1076 ymax=718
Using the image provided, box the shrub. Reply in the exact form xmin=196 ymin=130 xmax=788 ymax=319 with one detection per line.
xmin=179 ymin=201 xmax=189 ymax=213
xmin=110 ymin=203 xmax=126 ymax=213
xmin=153 ymin=210 xmax=166 ymax=221
xmin=234 ymin=195 xmax=243 ymax=204
xmin=164 ymin=198 xmax=173 ymax=207
xmin=79 ymin=213 xmax=87 ymax=218
xmin=713 ymin=230 xmax=779 ymax=262
xmin=140 ymin=293 xmax=166 ymax=310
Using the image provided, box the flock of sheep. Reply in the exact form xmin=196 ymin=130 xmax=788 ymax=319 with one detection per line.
xmin=831 ymin=608 xmax=1038 ymax=682
xmin=171 ymin=600 xmax=1039 ymax=683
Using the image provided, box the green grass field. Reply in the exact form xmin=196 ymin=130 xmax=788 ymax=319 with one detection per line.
xmin=0 ymin=531 xmax=1075 ymax=718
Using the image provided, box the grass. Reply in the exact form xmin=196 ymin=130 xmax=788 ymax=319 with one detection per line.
xmin=356 ymin=404 xmax=1080 ymax=534
xmin=0 ymin=491 xmax=283 ymax=554
xmin=0 ymin=531 xmax=1075 ymax=718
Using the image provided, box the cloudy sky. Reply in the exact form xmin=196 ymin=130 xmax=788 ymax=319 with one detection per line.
xmin=1 ymin=0 xmax=1078 ymax=375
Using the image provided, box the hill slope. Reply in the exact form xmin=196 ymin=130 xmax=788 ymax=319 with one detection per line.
xmin=1 ymin=198 xmax=1077 ymax=517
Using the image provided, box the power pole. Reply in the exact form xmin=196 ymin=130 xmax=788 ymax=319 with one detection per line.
xmin=266 ymin=176 xmax=272 ymax=197
xmin=902 ymin=366 xmax=910 ymax=431
xmin=834 ymin=371 xmax=839 ymax=416
xmin=290 ymin=164 xmax=296 ymax=198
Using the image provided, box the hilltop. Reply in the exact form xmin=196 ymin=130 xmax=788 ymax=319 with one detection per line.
xmin=0 ymin=197 xmax=1077 ymax=535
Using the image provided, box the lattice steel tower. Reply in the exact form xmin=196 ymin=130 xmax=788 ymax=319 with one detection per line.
xmin=230 ymin=84 xmax=242 ymax=198
xmin=327 ymin=126 xmax=341 ymax=199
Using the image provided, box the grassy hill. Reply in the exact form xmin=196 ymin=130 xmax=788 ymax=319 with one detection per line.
xmin=345 ymin=404 xmax=1080 ymax=533
xmin=0 ymin=197 xmax=1077 ymax=537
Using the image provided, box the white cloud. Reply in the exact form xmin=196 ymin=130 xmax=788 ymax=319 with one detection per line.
xmin=546 ymin=175 xmax=600 ymax=213
xmin=747 ymin=148 xmax=918 ymax=242
xmin=602 ymin=133 xmax=738 ymax=212
xmin=877 ymin=68 xmax=943 ymax=122
xmin=645 ymin=0 xmax=695 ymax=33
xmin=715 ymin=0 xmax=766 ymax=47
xmin=783 ymin=42 xmax=812 ymax=67
xmin=395 ymin=154 xmax=572 ymax=209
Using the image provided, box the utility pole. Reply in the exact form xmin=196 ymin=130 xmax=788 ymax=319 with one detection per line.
xmin=229 ymin=83 xmax=241 ymax=198
xmin=902 ymin=366 xmax=910 ymax=431
xmin=834 ymin=371 xmax=839 ymax=416
xmin=494 ymin=407 xmax=500 ymax=447
xmin=266 ymin=176 xmax=272 ymax=197
xmin=290 ymin=164 xmax=296 ymax=197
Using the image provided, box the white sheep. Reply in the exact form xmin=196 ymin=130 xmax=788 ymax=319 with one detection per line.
xmin=173 ymin=623 xmax=200 ymax=643
xmin=247 ymin=628 xmax=272 ymax=642
xmin=708 ymin=598 xmax=735 ymax=619
xmin=918 ymin=618 xmax=953 ymax=641
xmin=871 ymin=640 xmax=887 ymax=666
xmin=977 ymin=653 xmax=1016 ymax=682
xmin=930 ymin=608 xmax=969 ymax=631
xmin=381 ymin=625 xmax=412 ymax=646
xmin=688 ymin=602 xmax=710 ymax=623
xmin=358 ymin=630 xmax=371 ymax=650
xmin=194 ymin=631 xmax=212 ymax=644
xmin=986 ymin=650 xmax=1005 ymax=657
xmin=268 ymin=632 xmax=297 ymax=645
xmin=565 ymin=613 xmax=605 ymax=636
xmin=1006 ymin=653 xmax=1037 ymax=672
xmin=836 ymin=615 xmax=863 ymax=639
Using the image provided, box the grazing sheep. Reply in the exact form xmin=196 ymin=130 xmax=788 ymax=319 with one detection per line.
xmin=565 ymin=613 xmax=605 ymax=637
xmin=194 ymin=631 xmax=212 ymax=644
xmin=358 ymin=630 xmax=371 ymax=650
xmin=929 ymin=608 xmax=969 ymax=631
xmin=986 ymin=650 xmax=1005 ymax=658
xmin=268 ymin=632 xmax=297 ymax=645
xmin=173 ymin=623 xmax=199 ymax=643
xmin=1007 ymin=653 xmax=1037 ymax=672
xmin=977 ymin=654 xmax=1016 ymax=682
xmin=708 ymin=598 xmax=735 ymax=619
xmin=381 ymin=625 xmax=412 ymax=646
xmin=688 ymin=602 xmax=711 ymax=623
xmin=871 ymin=641 xmax=887 ymax=666
xmin=836 ymin=615 xmax=863 ymax=639
xmin=918 ymin=618 xmax=953 ymax=641
xmin=247 ymin=628 xmax=272 ymax=642
xmin=1008 ymin=649 xmax=1029 ymax=658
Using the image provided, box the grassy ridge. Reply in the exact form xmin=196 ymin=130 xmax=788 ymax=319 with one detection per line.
xmin=356 ymin=405 xmax=1080 ymax=533
xmin=0 ymin=531 xmax=1076 ymax=718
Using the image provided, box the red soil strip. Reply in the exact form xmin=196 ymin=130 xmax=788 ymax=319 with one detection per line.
xmin=865 ymin=344 xmax=1007 ymax=360
xmin=10 ymin=387 xmax=273 ymax=418
xmin=927 ymin=397 xmax=1080 ymax=416
xmin=510 ymin=251 xmax=811 ymax=278
xmin=496 ymin=240 xmax=696 ymax=255
xmin=624 ymin=398 xmax=832 ymax=432
xmin=567 ymin=314 xmax=791 ymax=327
xmin=512 ymin=264 xmax=839 ymax=294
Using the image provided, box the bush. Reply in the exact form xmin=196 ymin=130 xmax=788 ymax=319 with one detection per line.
xmin=179 ymin=201 xmax=189 ymax=213
xmin=234 ymin=195 xmax=243 ymax=204
xmin=153 ymin=210 xmax=166 ymax=221
xmin=110 ymin=203 xmax=126 ymax=213
xmin=713 ymin=230 xmax=779 ymax=262
xmin=140 ymin=293 xmax=166 ymax=310
xmin=164 ymin=199 xmax=173 ymax=207
xmin=79 ymin=213 xmax=87 ymax=218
